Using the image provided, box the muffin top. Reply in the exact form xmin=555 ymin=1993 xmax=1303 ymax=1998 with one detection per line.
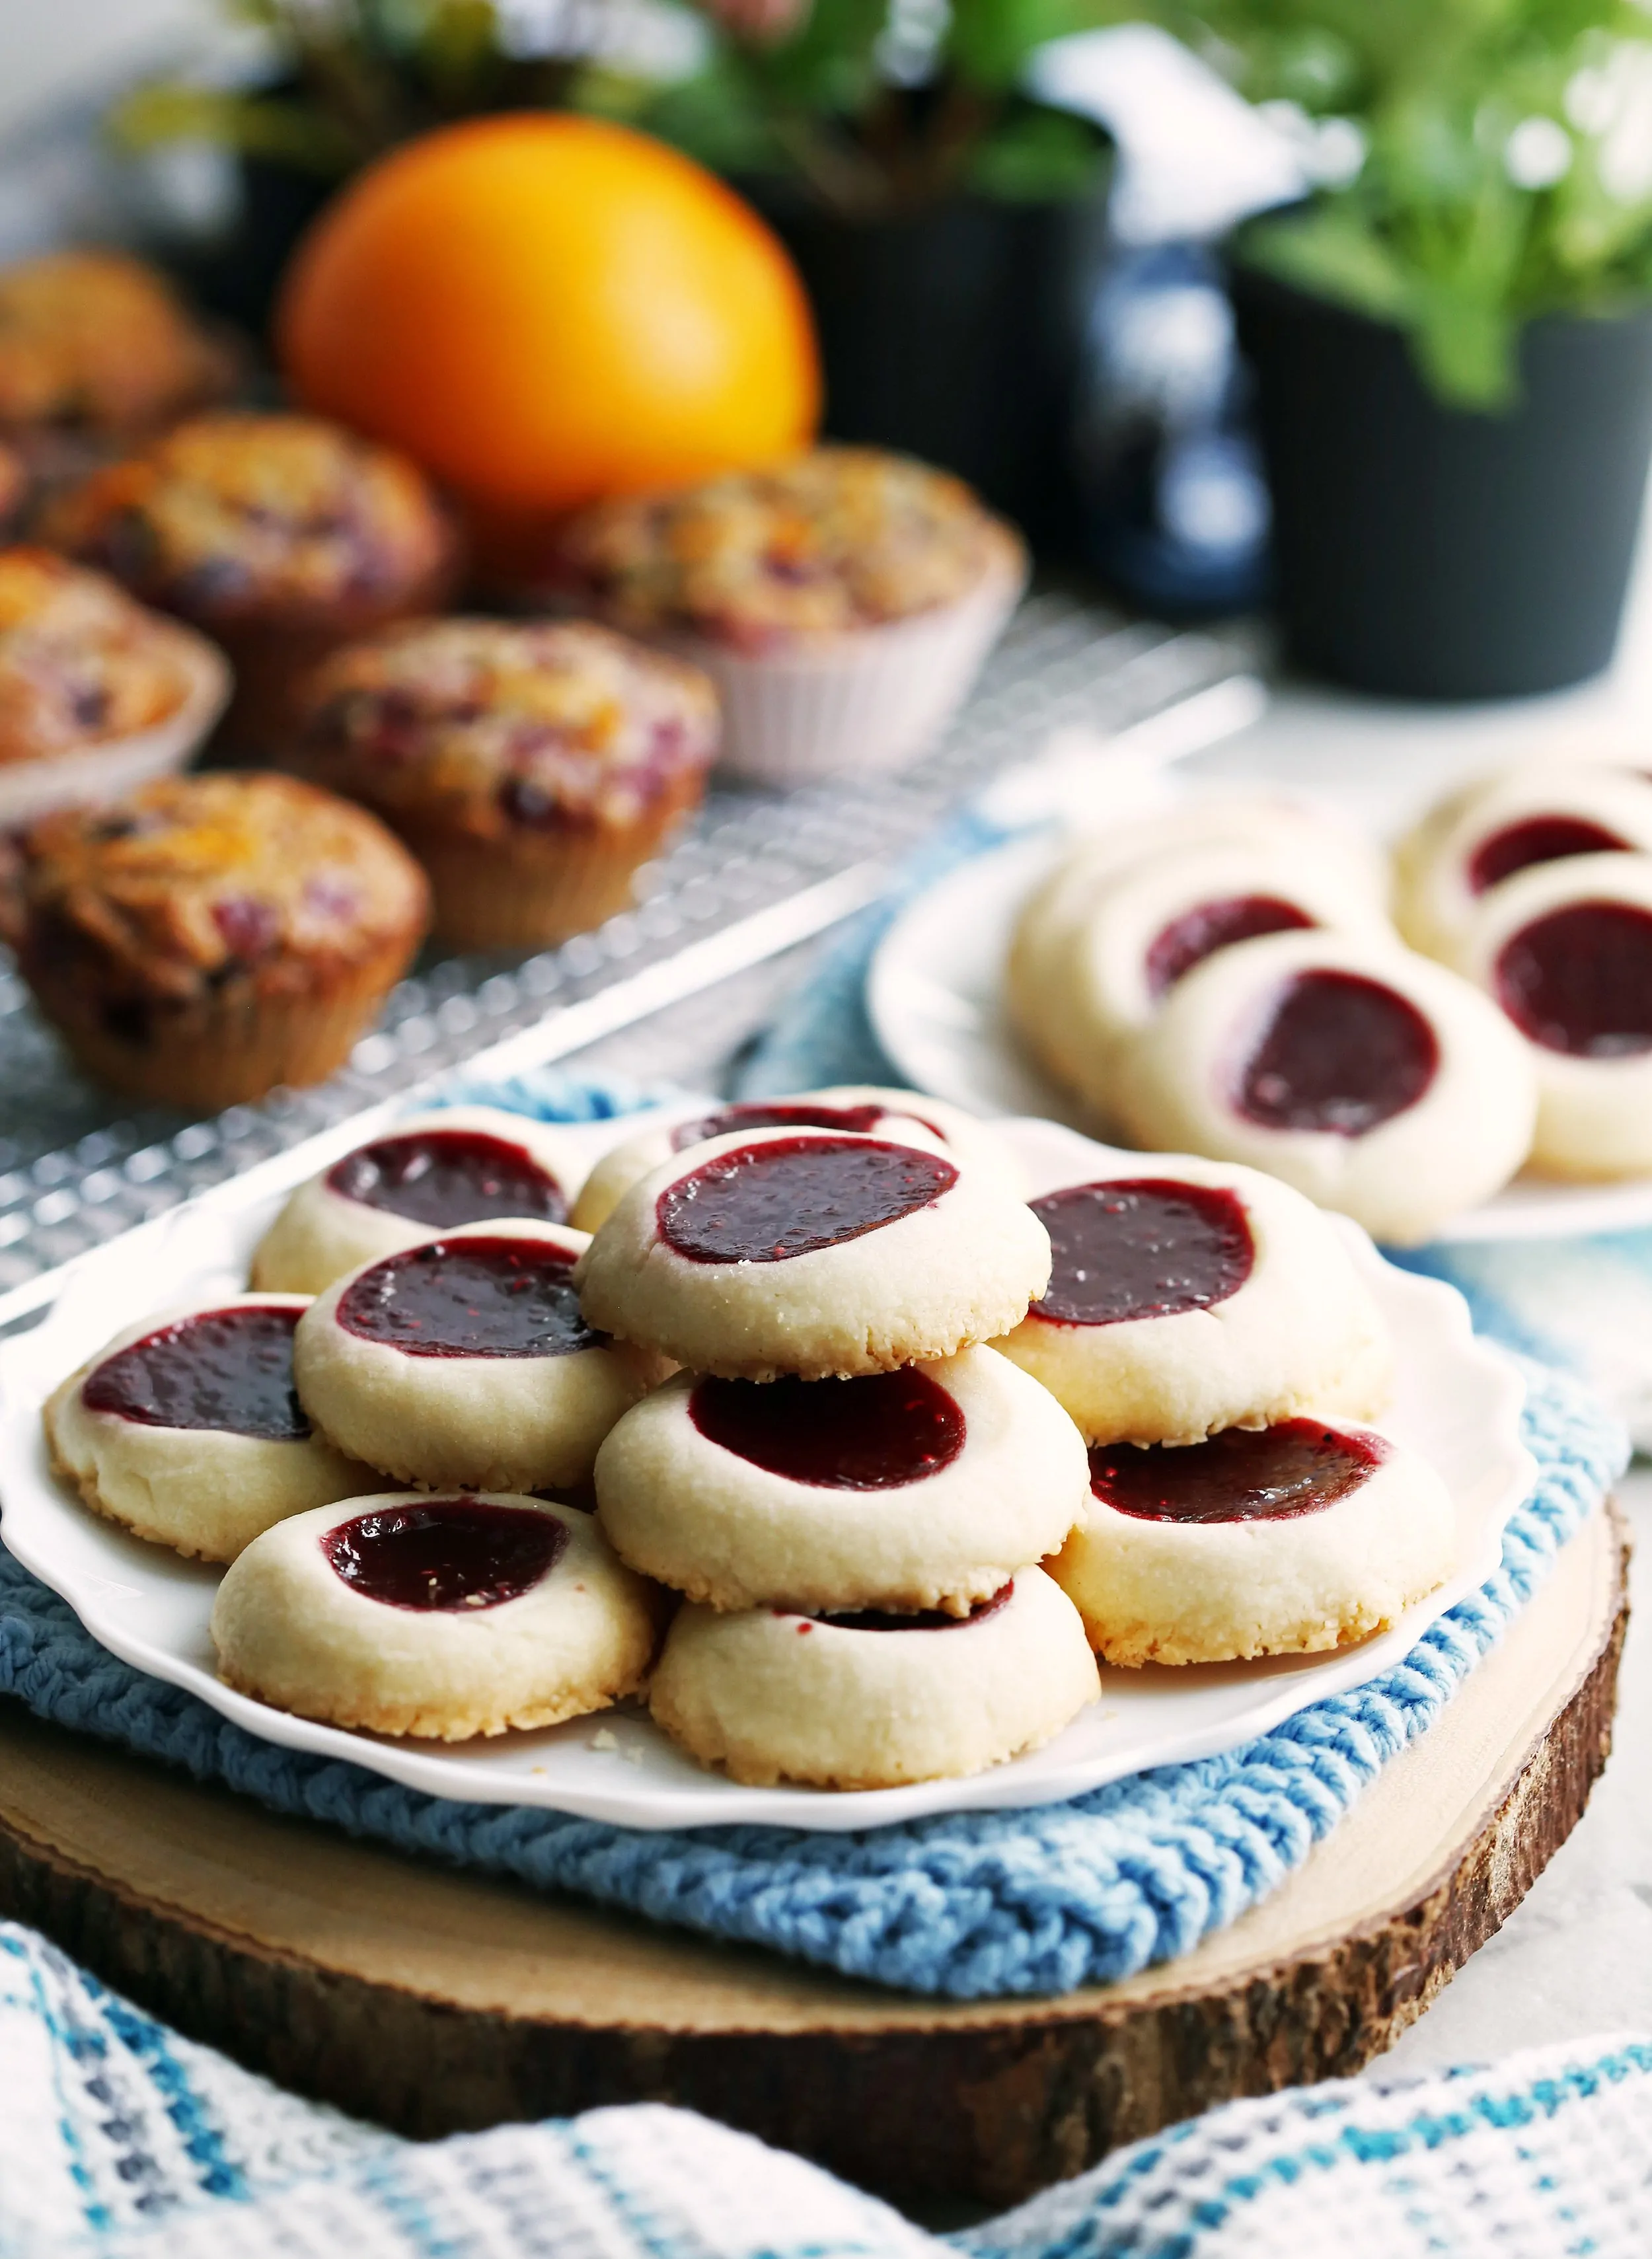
xmin=552 ymin=447 xmax=1018 ymax=649
xmin=295 ymin=617 xmax=718 ymax=836
xmin=0 ymin=252 xmax=233 ymax=435
xmin=0 ymin=548 xmax=196 ymax=764
xmin=42 ymin=414 xmax=452 ymax=623
xmin=9 ymin=772 xmax=430 ymax=998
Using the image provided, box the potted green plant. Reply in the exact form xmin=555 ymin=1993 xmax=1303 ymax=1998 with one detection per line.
xmin=120 ymin=0 xmax=1114 ymax=539
xmin=1113 ymin=0 xmax=1652 ymax=697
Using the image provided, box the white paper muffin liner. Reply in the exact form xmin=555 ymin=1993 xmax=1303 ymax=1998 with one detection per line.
xmin=0 ymin=621 xmax=231 ymax=829
xmin=666 ymin=529 xmax=1028 ymax=787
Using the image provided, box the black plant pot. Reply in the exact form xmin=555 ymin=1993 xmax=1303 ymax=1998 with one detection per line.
xmin=1232 ymin=268 xmax=1652 ymax=700
xmin=751 ymin=187 xmax=1108 ymax=549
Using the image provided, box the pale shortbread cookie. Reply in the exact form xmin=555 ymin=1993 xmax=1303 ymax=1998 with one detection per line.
xmin=571 ymin=1086 xmax=1024 ymax=1233
xmin=294 ymin=1220 xmax=654 ymax=1491
xmin=594 ymin=1345 xmax=1088 ymax=1615
xmin=992 ymin=1156 xmax=1392 ymax=1446
xmin=252 ymin=1105 xmax=591 ymax=1296
xmin=574 ymin=1125 xmax=1051 ymax=1379
xmin=1115 ymin=929 xmax=1537 ymax=1245
xmin=1045 ymin=841 xmax=1395 ymax=1125
xmin=1393 ymin=759 xmax=1652 ymax=963
xmin=1451 ymin=852 xmax=1652 ymax=1178
xmin=649 ymin=1567 xmax=1099 ymax=1788
xmin=45 ymin=1294 xmax=367 ymax=1562
xmin=211 ymin=1491 xmax=659 ymax=1739
xmin=1051 ymin=1417 xmax=1454 ymax=1666
xmin=1007 ymin=796 xmax=1389 ymax=1115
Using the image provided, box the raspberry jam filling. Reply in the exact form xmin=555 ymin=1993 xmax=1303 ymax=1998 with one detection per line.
xmin=669 ymin=1099 xmax=942 ymax=1152
xmin=657 ymin=1135 xmax=958 ymax=1263
xmin=328 ymin=1129 xmax=567 ymax=1229
xmin=690 ymin=1370 xmax=965 ymax=1489
xmin=84 ymin=1306 xmax=310 ymax=1441
xmin=322 ymin=1498 xmax=568 ymax=1610
xmin=1495 ymin=901 xmax=1652 ymax=1056
xmin=1468 ymin=816 xmax=1630 ymax=895
xmin=336 ymin=1236 xmax=599 ymax=1358
xmin=1030 ymin=1179 xmax=1254 ymax=1327
xmin=1089 ymin=1421 xmax=1384 ymax=1524
xmin=1234 ymin=970 xmax=1439 ymax=1135
xmin=800 ymin=1582 xmax=1014 ymax=1633
xmin=1145 ymin=897 xmax=1315 ymax=998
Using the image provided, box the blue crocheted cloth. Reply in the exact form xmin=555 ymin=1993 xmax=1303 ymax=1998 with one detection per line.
xmin=0 ymin=1070 xmax=1626 ymax=2001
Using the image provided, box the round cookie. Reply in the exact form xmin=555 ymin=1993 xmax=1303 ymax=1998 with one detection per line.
xmin=1050 ymin=1417 xmax=1454 ymax=1666
xmin=44 ymin=1294 xmax=367 ymax=1562
xmin=1115 ymin=928 xmax=1537 ymax=1244
xmin=1452 ymin=852 xmax=1652 ymax=1177
xmin=1008 ymin=796 xmax=1389 ymax=1106
xmin=293 ymin=1220 xmax=654 ymax=1491
xmin=992 ymin=1157 xmax=1392 ymax=1446
xmin=594 ymin=1345 xmax=1089 ymax=1615
xmin=574 ymin=1126 xmax=1051 ymax=1380
xmin=570 ymin=1086 xmax=1023 ymax=1234
xmin=211 ymin=1491 xmax=659 ymax=1739
xmin=648 ymin=1568 xmax=1100 ymax=1789
xmin=1047 ymin=841 xmax=1394 ymax=1125
xmin=1393 ymin=759 xmax=1652 ymax=962
xmin=253 ymin=1105 xmax=590 ymax=1295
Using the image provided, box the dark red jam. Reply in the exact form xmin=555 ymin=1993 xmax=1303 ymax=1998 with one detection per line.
xmin=1234 ymin=970 xmax=1439 ymax=1136
xmin=327 ymin=1128 xmax=567 ymax=1229
xmin=1145 ymin=897 xmax=1315 ymax=999
xmin=1088 ymin=1420 xmax=1384 ymax=1524
xmin=657 ymin=1136 xmax=957 ymax=1264
xmin=1468 ymin=816 xmax=1630 ymax=896
xmin=1030 ymin=1179 xmax=1254 ymax=1327
xmin=83 ymin=1305 xmax=309 ymax=1441
xmin=805 ymin=1582 xmax=1014 ymax=1633
xmin=689 ymin=1370 xmax=965 ymax=1488
xmin=669 ymin=1099 xmax=942 ymax=1152
xmin=336 ymin=1236 xmax=599 ymax=1358
xmin=322 ymin=1497 xmax=568 ymax=1610
xmin=1494 ymin=901 xmax=1652 ymax=1056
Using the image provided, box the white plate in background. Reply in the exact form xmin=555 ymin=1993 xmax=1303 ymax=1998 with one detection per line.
xmin=868 ymin=836 xmax=1652 ymax=1246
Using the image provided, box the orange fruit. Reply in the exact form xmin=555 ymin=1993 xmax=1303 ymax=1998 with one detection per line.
xmin=277 ymin=115 xmax=819 ymax=520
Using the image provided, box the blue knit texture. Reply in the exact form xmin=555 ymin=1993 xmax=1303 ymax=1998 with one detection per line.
xmin=0 ymin=1349 xmax=1624 ymax=2001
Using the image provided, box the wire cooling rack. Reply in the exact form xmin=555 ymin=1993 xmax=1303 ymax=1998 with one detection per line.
xmin=0 ymin=593 xmax=1252 ymax=1323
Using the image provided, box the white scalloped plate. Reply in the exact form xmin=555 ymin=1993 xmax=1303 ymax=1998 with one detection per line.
xmin=868 ymin=836 xmax=1652 ymax=1247
xmin=0 ymin=1115 xmax=1530 ymax=1832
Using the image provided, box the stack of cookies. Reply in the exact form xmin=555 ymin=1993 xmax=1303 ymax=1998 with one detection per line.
xmin=993 ymin=1154 xmax=1457 ymax=1666
xmin=580 ymin=1123 xmax=1101 ymax=1789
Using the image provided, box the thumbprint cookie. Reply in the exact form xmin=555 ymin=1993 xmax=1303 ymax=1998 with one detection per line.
xmin=212 ymin=1491 xmax=659 ymax=1739
xmin=992 ymin=1157 xmax=1392 ymax=1446
xmin=570 ymin=1085 xmax=1022 ymax=1233
xmin=293 ymin=1220 xmax=654 ymax=1492
xmin=1049 ymin=1419 xmax=1454 ymax=1666
xmin=593 ymin=1345 xmax=1088 ymax=1616
xmin=1452 ymin=853 xmax=1652 ymax=1178
xmin=1042 ymin=840 xmax=1392 ymax=1127
xmin=1394 ymin=759 xmax=1652 ymax=962
xmin=574 ymin=1126 xmax=1051 ymax=1379
xmin=252 ymin=1104 xmax=590 ymax=1294
xmin=45 ymin=1294 xmax=365 ymax=1561
xmin=648 ymin=1568 xmax=1099 ymax=1788
xmin=1115 ymin=930 xmax=1536 ymax=1244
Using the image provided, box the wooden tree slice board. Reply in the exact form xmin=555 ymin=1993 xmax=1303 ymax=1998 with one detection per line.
xmin=0 ymin=1505 xmax=1628 ymax=2208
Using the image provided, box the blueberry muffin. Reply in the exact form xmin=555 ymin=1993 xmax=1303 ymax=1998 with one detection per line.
xmin=0 ymin=252 xmax=233 ymax=441
xmin=43 ymin=413 xmax=456 ymax=750
xmin=291 ymin=616 xmax=716 ymax=947
xmin=0 ymin=548 xmax=229 ymax=820
xmin=548 ymin=447 xmax=1026 ymax=782
xmin=6 ymin=770 xmax=429 ymax=1109
xmin=0 ymin=441 xmax=22 ymax=537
